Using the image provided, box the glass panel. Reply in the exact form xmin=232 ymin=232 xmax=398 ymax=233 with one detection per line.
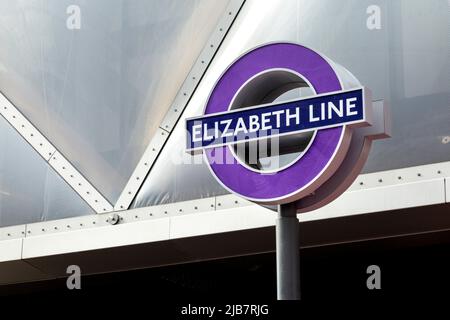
xmin=0 ymin=0 xmax=230 ymax=203
xmin=0 ymin=116 xmax=93 ymax=227
xmin=133 ymin=0 xmax=450 ymax=207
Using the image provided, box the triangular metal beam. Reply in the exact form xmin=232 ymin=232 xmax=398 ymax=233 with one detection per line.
xmin=114 ymin=0 xmax=246 ymax=210
xmin=0 ymin=92 xmax=114 ymax=213
xmin=0 ymin=0 xmax=246 ymax=214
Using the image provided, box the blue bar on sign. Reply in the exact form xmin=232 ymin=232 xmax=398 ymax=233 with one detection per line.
xmin=186 ymin=87 xmax=365 ymax=152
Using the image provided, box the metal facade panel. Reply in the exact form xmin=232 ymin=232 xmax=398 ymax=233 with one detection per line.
xmin=0 ymin=0 xmax=231 ymax=204
xmin=0 ymin=93 xmax=56 ymax=161
xmin=116 ymin=0 xmax=245 ymax=210
xmin=169 ymin=206 xmax=275 ymax=239
xmin=22 ymin=217 xmax=170 ymax=259
xmin=299 ymin=179 xmax=446 ymax=222
xmin=133 ymin=0 xmax=450 ymax=208
xmin=0 ymin=116 xmax=94 ymax=227
xmin=49 ymin=151 xmax=113 ymax=213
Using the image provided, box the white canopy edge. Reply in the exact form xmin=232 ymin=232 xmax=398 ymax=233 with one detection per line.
xmin=0 ymin=161 xmax=449 ymax=285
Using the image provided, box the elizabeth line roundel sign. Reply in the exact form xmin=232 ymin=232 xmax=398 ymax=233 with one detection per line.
xmin=186 ymin=42 xmax=390 ymax=212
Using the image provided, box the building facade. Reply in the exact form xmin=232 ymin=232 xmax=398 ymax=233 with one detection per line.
xmin=0 ymin=0 xmax=448 ymax=295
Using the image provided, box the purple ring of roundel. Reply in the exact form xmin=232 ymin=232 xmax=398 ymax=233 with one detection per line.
xmin=205 ymin=43 xmax=342 ymax=201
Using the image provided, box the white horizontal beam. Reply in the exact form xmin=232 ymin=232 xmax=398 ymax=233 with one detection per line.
xmin=170 ymin=206 xmax=275 ymax=240
xmin=299 ymin=178 xmax=446 ymax=222
xmin=0 ymin=226 xmax=27 ymax=284
xmin=0 ymin=224 xmax=26 ymax=241
xmin=215 ymin=194 xmax=253 ymax=210
xmin=0 ymin=161 xmax=448 ymax=267
xmin=22 ymin=218 xmax=170 ymax=259
xmin=349 ymin=161 xmax=449 ymax=191
xmin=18 ymin=176 xmax=449 ymax=259
xmin=0 ymin=239 xmax=23 ymax=262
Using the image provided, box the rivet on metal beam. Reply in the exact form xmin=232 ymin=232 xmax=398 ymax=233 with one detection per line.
xmin=107 ymin=213 xmax=120 ymax=225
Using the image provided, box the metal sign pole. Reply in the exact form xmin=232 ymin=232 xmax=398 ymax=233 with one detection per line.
xmin=276 ymin=202 xmax=300 ymax=300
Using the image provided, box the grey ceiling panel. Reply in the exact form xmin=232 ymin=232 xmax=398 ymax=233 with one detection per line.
xmin=0 ymin=0 xmax=230 ymax=203
xmin=0 ymin=116 xmax=93 ymax=228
